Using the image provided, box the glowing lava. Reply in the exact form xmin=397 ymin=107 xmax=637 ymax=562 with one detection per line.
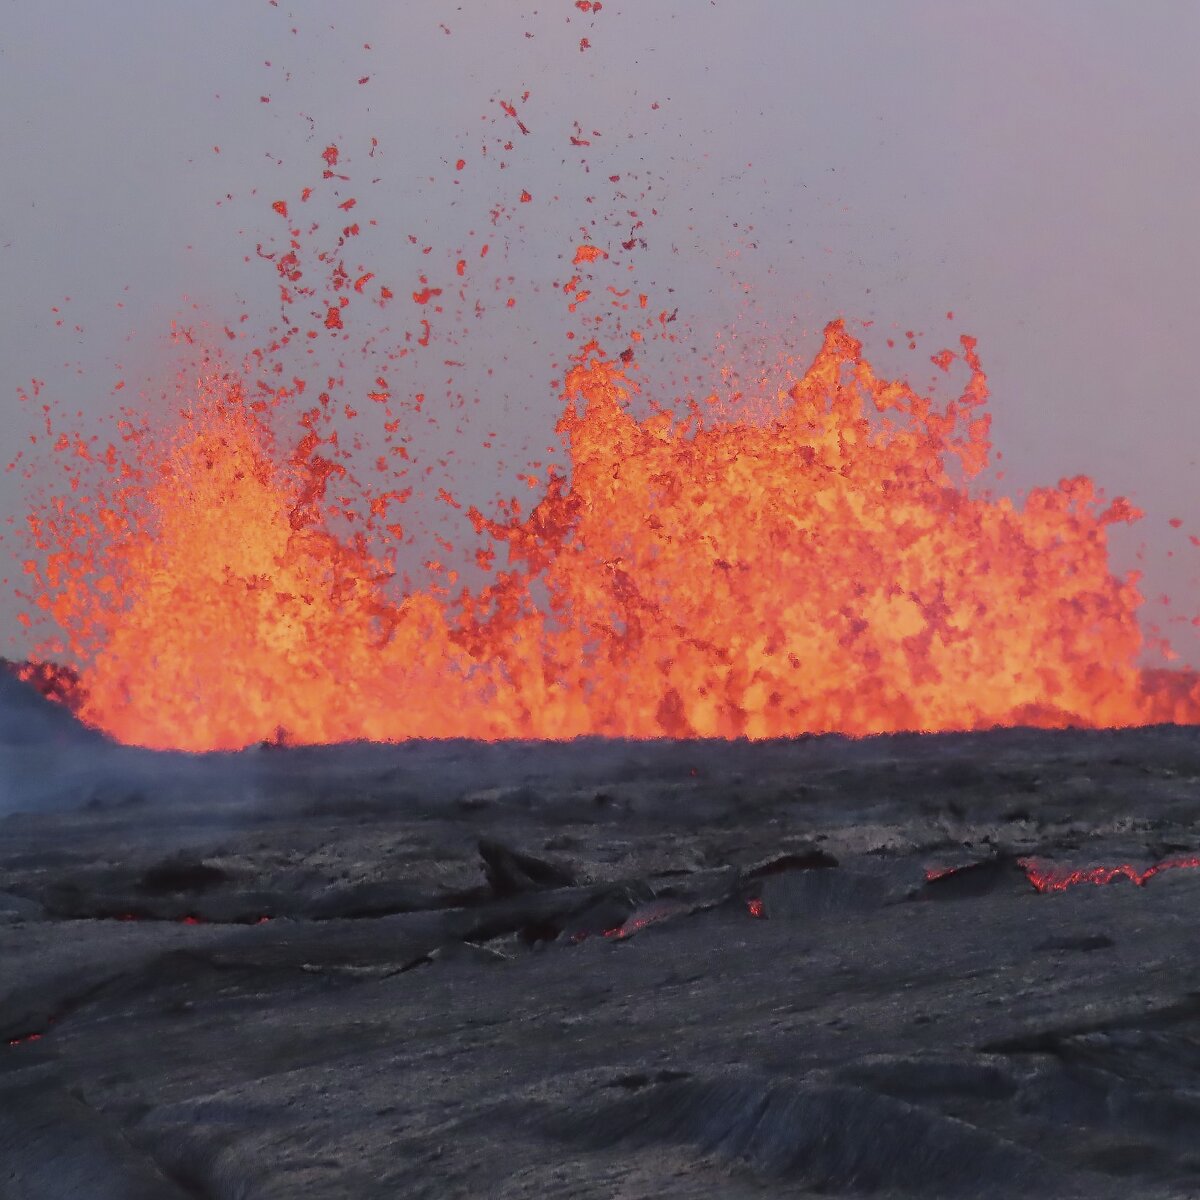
xmin=16 ymin=313 xmax=1200 ymax=751
xmin=1020 ymin=854 xmax=1200 ymax=893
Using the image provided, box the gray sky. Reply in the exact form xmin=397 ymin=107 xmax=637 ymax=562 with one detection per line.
xmin=2 ymin=0 xmax=1198 ymax=662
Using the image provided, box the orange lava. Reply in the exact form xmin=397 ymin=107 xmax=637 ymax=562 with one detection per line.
xmin=17 ymin=315 xmax=1200 ymax=750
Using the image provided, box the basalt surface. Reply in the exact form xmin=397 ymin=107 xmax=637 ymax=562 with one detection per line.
xmin=3 ymin=684 xmax=1200 ymax=1197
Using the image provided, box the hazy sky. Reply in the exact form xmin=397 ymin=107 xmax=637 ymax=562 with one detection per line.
xmin=2 ymin=1 xmax=1198 ymax=661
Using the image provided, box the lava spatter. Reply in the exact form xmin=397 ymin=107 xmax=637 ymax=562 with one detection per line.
xmin=11 ymin=11 xmax=1200 ymax=750
xmin=18 ymin=311 xmax=1200 ymax=750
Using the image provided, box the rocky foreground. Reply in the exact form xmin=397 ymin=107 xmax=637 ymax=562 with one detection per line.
xmin=2 ymin=675 xmax=1200 ymax=1198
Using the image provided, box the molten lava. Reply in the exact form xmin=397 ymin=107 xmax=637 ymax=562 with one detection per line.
xmin=1020 ymin=854 xmax=1200 ymax=893
xmin=18 ymin=315 xmax=1200 ymax=751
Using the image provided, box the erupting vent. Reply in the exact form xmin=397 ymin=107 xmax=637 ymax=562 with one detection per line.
xmin=8 ymin=14 xmax=1198 ymax=752
xmin=15 ymin=312 xmax=1200 ymax=751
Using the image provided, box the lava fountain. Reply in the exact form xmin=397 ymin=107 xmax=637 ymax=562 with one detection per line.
xmin=9 ymin=18 xmax=1198 ymax=749
xmin=15 ymin=304 xmax=1200 ymax=750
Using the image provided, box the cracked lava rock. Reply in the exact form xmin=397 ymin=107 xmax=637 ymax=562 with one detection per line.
xmin=3 ymin=670 xmax=1200 ymax=1197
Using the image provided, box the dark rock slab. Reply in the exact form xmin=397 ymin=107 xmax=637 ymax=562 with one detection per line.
xmin=546 ymin=1074 xmax=1077 ymax=1196
xmin=0 ymin=1079 xmax=190 ymax=1199
xmin=3 ymin=722 xmax=1200 ymax=1195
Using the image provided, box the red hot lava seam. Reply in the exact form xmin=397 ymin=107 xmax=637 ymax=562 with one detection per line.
xmin=1020 ymin=854 xmax=1200 ymax=893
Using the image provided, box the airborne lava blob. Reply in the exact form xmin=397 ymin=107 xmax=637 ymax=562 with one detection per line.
xmin=17 ymin=311 xmax=1200 ymax=750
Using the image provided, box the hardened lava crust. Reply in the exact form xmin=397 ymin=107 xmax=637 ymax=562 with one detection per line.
xmin=3 ymin=671 xmax=1200 ymax=1198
